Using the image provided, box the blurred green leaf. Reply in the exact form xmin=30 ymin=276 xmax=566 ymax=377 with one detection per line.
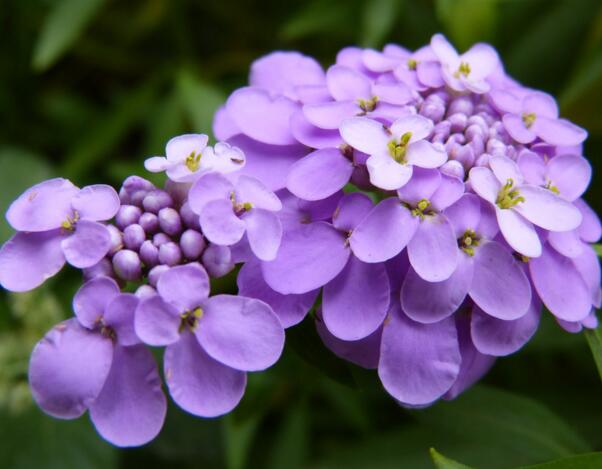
xmin=177 ymin=69 xmax=225 ymax=137
xmin=585 ymin=325 xmax=602 ymax=383
xmin=62 ymin=78 xmax=161 ymax=180
xmin=280 ymin=0 xmax=350 ymax=41
xmin=518 ymin=452 xmax=602 ymax=468
xmin=266 ymin=399 xmax=309 ymax=469
xmin=360 ymin=0 xmax=402 ymax=48
xmin=223 ymin=413 xmax=262 ymax=469
xmin=430 ymin=448 xmax=473 ymax=469
xmin=32 ymin=0 xmax=106 ymax=71
xmin=0 ymin=147 xmax=53 ymax=243
xmin=595 ymin=244 xmax=602 ymax=257
xmin=143 ymin=89 xmax=185 ymax=157
xmin=0 ymin=408 xmax=115 ymax=469
xmin=435 ymin=0 xmax=496 ymax=50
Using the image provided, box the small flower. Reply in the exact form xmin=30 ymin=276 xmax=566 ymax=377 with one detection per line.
xmin=29 ymin=277 xmax=166 ymax=447
xmin=135 ymin=264 xmax=284 ymax=417
xmin=145 ymin=134 xmax=246 ymax=182
xmin=340 ymin=115 xmax=447 ymax=190
xmin=0 ymin=179 xmax=120 ymax=291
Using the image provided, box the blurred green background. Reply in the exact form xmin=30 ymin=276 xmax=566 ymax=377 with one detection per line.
xmin=1 ymin=0 xmax=602 ymax=468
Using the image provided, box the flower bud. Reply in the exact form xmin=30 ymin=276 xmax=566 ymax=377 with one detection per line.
xmin=135 ymin=284 xmax=157 ymax=299
xmin=139 ymin=240 xmax=159 ymax=267
xmin=180 ymin=201 xmax=200 ymax=229
xmin=448 ymin=96 xmax=474 ymax=116
xmin=153 ymin=233 xmax=171 ymax=248
xmin=159 ymin=242 xmax=182 ymax=266
xmin=202 ymin=244 xmax=234 ymax=278
xmin=447 ymin=113 xmax=468 ymax=133
xmin=112 ymin=249 xmax=142 ymax=281
xmin=180 ymin=229 xmax=206 ymax=260
xmin=83 ymin=258 xmax=114 ymax=281
xmin=139 ymin=212 xmax=159 ymax=234
xmin=158 ymin=207 xmax=182 ymax=237
xmin=115 ymin=205 xmax=142 ymax=230
xmin=148 ymin=265 xmax=170 ymax=287
xmin=440 ymin=160 xmax=465 ymax=180
xmin=142 ymin=189 xmax=173 ymax=213
xmin=106 ymin=225 xmax=123 ymax=255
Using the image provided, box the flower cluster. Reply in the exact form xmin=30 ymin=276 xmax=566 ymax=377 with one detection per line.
xmin=0 ymin=33 xmax=600 ymax=446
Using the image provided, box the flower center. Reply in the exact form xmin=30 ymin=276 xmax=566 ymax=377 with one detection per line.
xmin=230 ymin=192 xmax=253 ymax=215
xmin=454 ymin=62 xmax=471 ymax=78
xmin=496 ymin=178 xmax=525 ymax=209
xmin=409 ymin=198 xmax=432 ymax=220
xmin=407 ymin=58 xmax=417 ymax=70
xmin=61 ymin=211 xmax=80 ymax=231
xmin=458 ymin=228 xmax=480 ymax=256
xmin=185 ymin=151 xmax=202 ymax=172
xmin=522 ymin=112 xmax=536 ymax=129
xmin=100 ymin=324 xmax=116 ymax=341
xmin=179 ymin=307 xmax=203 ymax=332
xmin=388 ymin=131 xmax=412 ymax=163
xmin=544 ymin=179 xmax=559 ymax=194
xmin=357 ymin=96 xmax=379 ymax=113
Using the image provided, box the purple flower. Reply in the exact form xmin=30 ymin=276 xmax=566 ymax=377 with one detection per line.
xmin=490 ymin=89 xmax=587 ymax=146
xmin=29 ymin=277 xmax=166 ymax=447
xmin=0 ymin=179 xmax=119 ymax=291
xmin=340 ymin=115 xmax=447 ymax=190
xmin=135 ymin=264 xmax=284 ymax=417
xmin=189 ymin=172 xmax=283 ymax=261
xmin=145 ymin=134 xmax=246 ymax=183
xmin=469 ymin=155 xmax=582 ymax=257
xmin=431 ymin=33 xmax=499 ymax=93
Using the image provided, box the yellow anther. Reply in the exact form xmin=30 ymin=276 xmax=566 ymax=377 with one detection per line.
xmin=496 ymin=178 xmax=525 ymax=209
xmin=185 ymin=151 xmax=202 ymax=172
xmin=61 ymin=211 xmax=80 ymax=232
xmin=410 ymin=199 xmax=431 ymax=219
xmin=545 ymin=180 xmax=560 ymax=194
xmin=407 ymin=58 xmax=417 ymax=70
xmin=522 ymin=112 xmax=536 ymax=129
xmin=357 ymin=96 xmax=379 ymax=113
xmin=388 ymin=131 xmax=413 ymax=164
xmin=459 ymin=229 xmax=480 ymax=256
xmin=454 ymin=62 xmax=471 ymax=78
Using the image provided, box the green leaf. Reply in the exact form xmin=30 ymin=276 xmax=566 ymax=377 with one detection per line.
xmin=435 ymin=0 xmax=496 ymax=50
xmin=266 ymin=399 xmax=310 ymax=469
xmin=593 ymin=244 xmax=602 ymax=258
xmin=430 ymin=448 xmax=473 ymax=469
xmin=0 ymin=147 xmax=53 ymax=243
xmin=0 ymin=408 xmax=115 ymax=469
xmin=585 ymin=325 xmax=602 ymax=383
xmin=223 ymin=413 xmax=262 ymax=469
xmin=176 ymin=69 xmax=225 ymax=137
xmin=280 ymin=0 xmax=351 ymax=41
xmin=518 ymin=452 xmax=602 ymax=469
xmin=32 ymin=0 xmax=106 ymax=71
xmin=360 ymin=0 xmax=402 ymax=48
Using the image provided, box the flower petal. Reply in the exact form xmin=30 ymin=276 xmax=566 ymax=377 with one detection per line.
xmin=89 ymin=345 xmax=166 ymax=447
xmin=405 ymin=140 xmax=447 ymax=168
xmin=523 ymin=92 xmax=558 ymax=119
xmin=61 ymin=220 xmax=111 ymax=269
xmin=443 ymin=193 xmax=481 ymax=237
xmin=366 ymin=154 xmax=414 ymax=190
xmin=73 ymin=276 xmax=120 ymax=329
xmin=339 ymin=117 xmax=389 ymax=155
xmin=332 ymin=192 xmax=373 ymax=232
xmin=71 ymin=185 xmax=120 ymax=222
xmin=157 ymin=264 xmax=210 ymax=312
xmin=379 ymin=306 xmax=461 ymax=406
xmin=489 ymin=155 xmax=523 ymax=186
xmin=390 ymin=114 xmax=434 ymax=142
xmin=104 ymin=294 xmax=140 ymax=346
xmin=0 ymin=230 xmax=65 ymax=292
xmin=532 ymin=117 xmax=587 ymax=146
xmin=323 ymin=256 xmax=390 ymax=340
xmin=515 ymin=185 xmax=582 ymax=231
xmin=495 ymin=208 xmax=541 ymax=258
xmin=235 ymin=175 xmax=282 ymax=211
xmin=165 ymin=134 xmax=209 ymax=162
xmin=290 ymin=110 xmax=342 ymax=149
xmin=29 ymin=319 xmax=113 ymax=419
xmin=242 ymin=209 xmax=283 ymax=261
xmin=135 ymin=295 xmax=181 ymax=346
xmin=326 ymin=65 xmax=371 ymax=101
xmin=199 ymin=199 xmax=246 ymax=246
xmin=164 ymin=333 xmax=246 ymax=417
xmin=469 ymin=166 xmax=500 ymax=204
xmin=546 ymin=154 xmax=591 ymax=201
xmin=188 ymin=172 xmax=234 ymax=214
xmin=502 ymin=114 xmax=536 ymax=144
xmin=303 ymin=101 xmax=359 ymax=129
xmin=316 ymin=319 xmax=381 ymax=369
xmin=350 ymin=198 xmax=418 ymax=263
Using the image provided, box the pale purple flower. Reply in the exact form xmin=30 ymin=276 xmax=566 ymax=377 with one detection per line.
xmin=188 ymin=172 xmax=283 ymax=261
xmin=0 ymin=179 xmax=119 ymax=291
xmin=134 ymin=264 xmax=284 ymax=417
xmin=469 ymin=155 xmax=582 ymax=257
xmin=340 ymin=115 xmax=447 ymax=190
xmin=431 ymin=33 xmax=499 ymax=94
xmin=145 ymin=134 xmax=246 ymax=183
xmin=489 ymin=89 xmax=587 ymax=146
xmin=29 ymin=277 xmax=166 ymax=447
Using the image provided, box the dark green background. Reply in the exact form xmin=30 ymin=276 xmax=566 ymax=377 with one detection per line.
xmin=1 ymin=1 xmax=602 ymax=468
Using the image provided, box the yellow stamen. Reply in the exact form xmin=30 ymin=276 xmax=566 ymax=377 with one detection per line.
xmin=496 ymin=179 xmax=525 ymax=209
xmin=185 ymin=151 xmax=202 ymax=172
xmin=388 ymin=131 xmax=413 ymax=163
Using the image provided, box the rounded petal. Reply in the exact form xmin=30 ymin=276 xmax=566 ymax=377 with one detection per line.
xmin=532 ymin=117 xmax=587 ymax=146
xmin=471 ymin=300 xmax=541 ymax=357
xmin=29 ymin=319 xmax=113 ymax=419
xmin=515 ymin=185 xmax=582 ymax=231
xmin=157 ymin=264 xmax=210 ymax=312
xmin=332 ymin=192 xmax=373 ymax=232
xmin=135 ymin=295 xmax=181 ymax=346
xmin=416 ymin=61 xmax=445 ymax=88
xmin=243 ymin=209 xmax=283 ymax=261
xmin=237 ymin=261 xmax=318 ymax=328
xmin=303 ymin=101 xmax=359 ymax=129
xmin=430 ymin=173 xmax=465 ymax=211
xmin=290 ymin=110 xmax=343 ymax=148
xmin=401 ymin=255 xmax=473 ymax=324
xmin=89 ymin=345 xmax=166 ymax=447
xmin=104 ymin=294 xmax=140 ymax=346
xmin=397 ymin=166 xmax=441 ymax=205
xmin=73 ymin=276 xmax=120 ymax=329
xmin=378 ymin=307 xmax=461 ymax=406
xmin=165 ymin=134 xmax=208 ymax=162
xmin=529 ymin=244 xmax=592 ymax=321
xmin=489 ymin=155 xmax=523 ymax=186
xmin=339 ymin=117 xmax=389 ymax=155
xmin=188 ymin=172 xmax=234 ymax=214
xmin=462 ymin=43 xmax=499 ymax=79
xmin=323 ymin=257 xmax=390 ymax=340
xmin=72 ymin=185 xmax=120 ymax=222
xmin=164 ymin=333 xmax=246 ymax=417
xmin=390 ymin=115 xmax=434 ymax=142
xmin=287 ymin=148 xmax=353 ymax=201
xmin=407 ymin=215 xmax=458 ymax=282
xmin=523 ymin=92 xmax=558 ymax=118
xmin=430 ymin=33 xmax=459 ymax=65
xmin=548 ymin=230 xmax=584 ymax=258
xmin=61 ymin=220 xmax=111 ymax=269
xmin=502 ymin=114 xmax=536 ymax=144
xmin=0 ymin=230 xmax=65 ymax=292
xmin=6 ymin=178 xmax=79 ymax=232
xmin=235 ymin=175 xmax=282 ymax=211
xmin=262 ymin=222 xmax=350 ymax=294
xmin=366 ymin=154 xmax=413 ymax=190
xmin=326 ymin=65 xmax=371 ymax=101
xmin=469 ymin=166 xmax=500 ymax=204
xmin=496 ymin=208 xmax=541 ymax=258
xmin=226 ymin=87 xmax=298 ymax=145
xmin=405 ymin=140 xmax=447 ymax=168
xmin=517 ymin=151 xmax=546 ymax=186
xmin=316 ymin=319 xmax=381 ymax=369
xmin=199 ymin=199 xmax=246 ymax=246
xmin=469 ymin=241 xmax=532 ymax=320
xmin=575 ymin=198 xmax=601 ymax=243
xmin=546 ymin=154 xmax=591 ymax=201
xmin=144 ymin=156 xmax=170 ymax=173
xmin=443 ymin=193 xmax=481 ymax=237
xmin=350 ymin=198 xmax=418 ymax=263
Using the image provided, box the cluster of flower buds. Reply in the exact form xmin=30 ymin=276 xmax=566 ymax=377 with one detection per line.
xmin=0 ymin=33 xmax=600 ymax=446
